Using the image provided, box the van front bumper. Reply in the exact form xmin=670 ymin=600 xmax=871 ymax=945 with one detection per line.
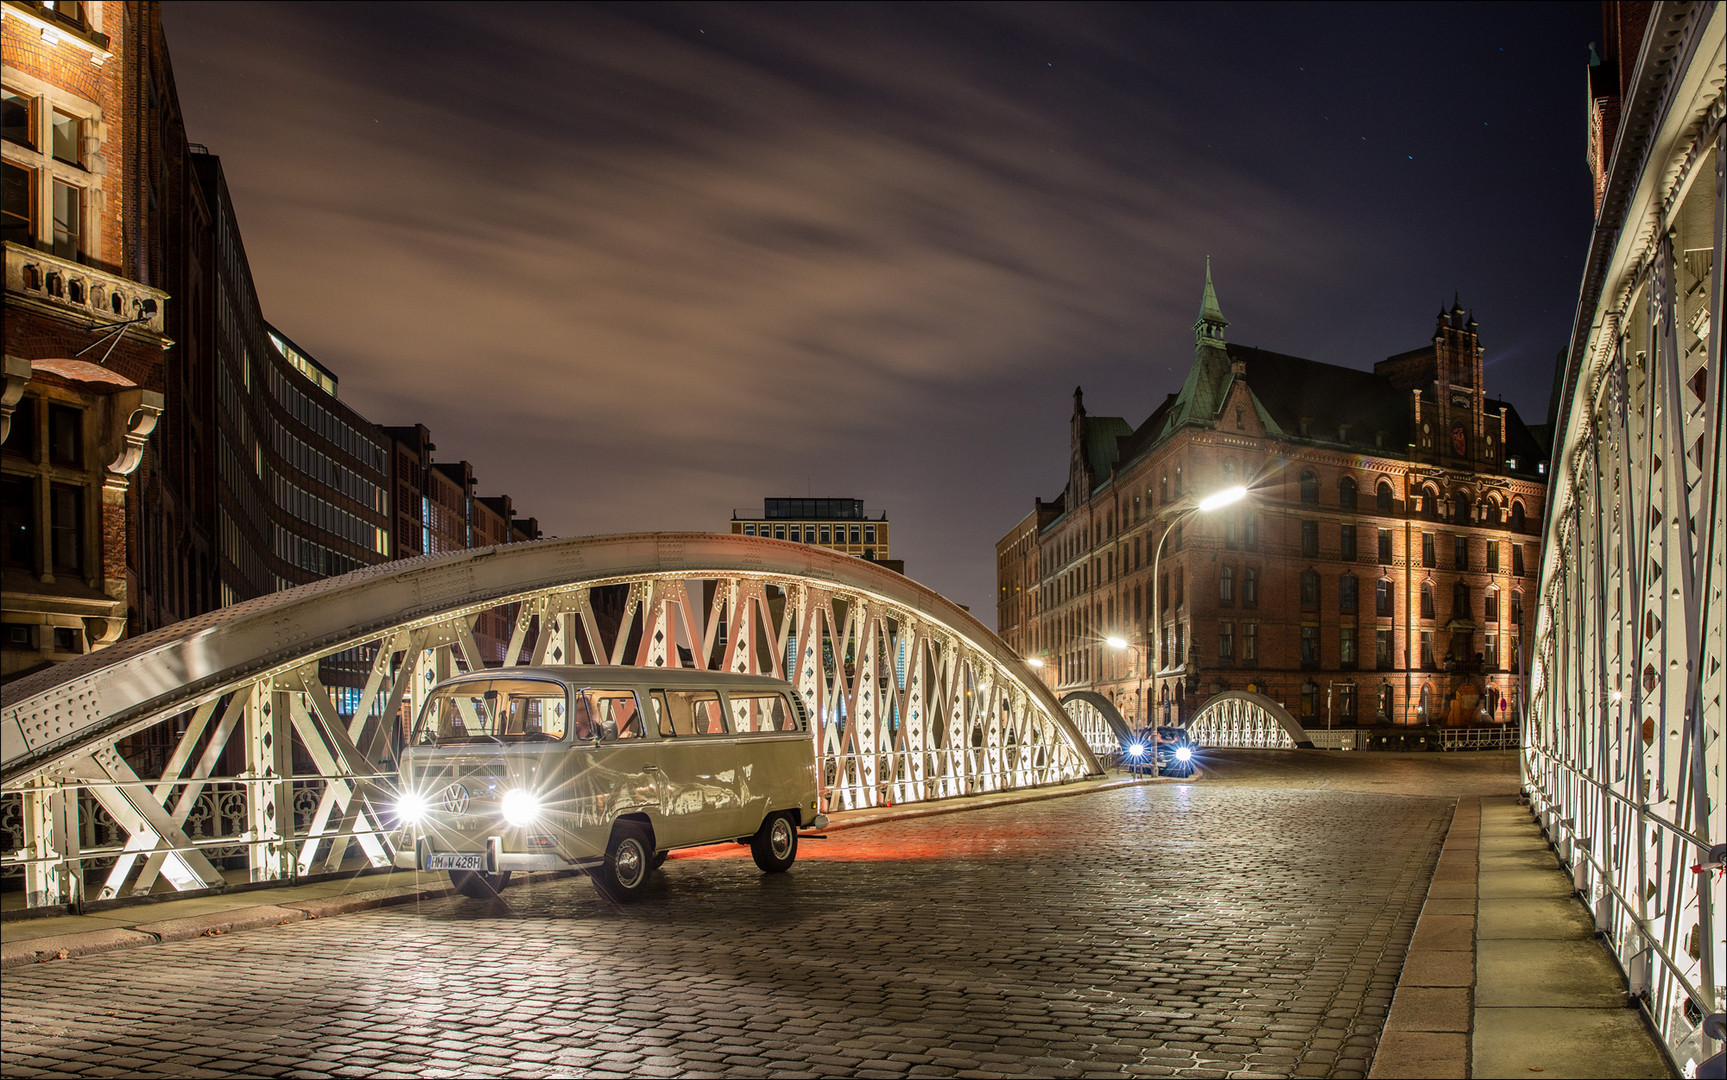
xmin=393 ymin=838 xmax=578 ymax=874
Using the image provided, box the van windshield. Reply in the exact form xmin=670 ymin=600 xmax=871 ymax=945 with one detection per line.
xmin=415 ymin=679 xmax=570 ymax=745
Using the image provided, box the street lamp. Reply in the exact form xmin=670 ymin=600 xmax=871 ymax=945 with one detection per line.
xmin=1147 ymin=484 xmax=1248 ymax=688
xmin=1107 ymin=635 xmax=1150 ymax=776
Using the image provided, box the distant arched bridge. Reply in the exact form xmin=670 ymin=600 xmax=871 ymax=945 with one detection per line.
xmin=1 ymin=533 xmax=1100 ymax=909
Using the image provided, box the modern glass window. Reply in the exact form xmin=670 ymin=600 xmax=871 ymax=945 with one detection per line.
xmin=1300 ymin=471 xmax=1318 ymax=503
xmin=1339 ymin=574 xmax=1357 ymax=613
xmin=1377 ymin=481 xmax=1394 ymax=513
xmin=1 ymin=160 xmax=29 ymax=246
xmin=1376 ymin=629 xmax=1393 ymax=669
xmin=1340 ymin=524 xmax=1356 ymax=561
xmin=1422 ymin=532 xmax=1435 ymax=568
xmin=1219 ymin=564 xmax=1234 ymax=605
xmin=51 ymin=179 xmax=80 ymax=260
xmin=1300 ymin=569 xmax=1319 ymax=610
xmin=1376 ymin=578 xmax=1393 ymax=617
xmin=1300 ymin=625 xmax=1320 ymax=668
xmin=1241 ymin=622 xmax=1257 ymax=662
xmin=1454 ymin=534 xmax=1469 ymax=570
xmin=1339 ymin=476 xmax=1358 ymax=510
xmin=1301 ymin=520 xmax=1318 ymax=558
xmin=1339 ymin=626 xmax=1357 ymax=670
xmin=1378 ymin=529 xmax=1392 ymax=564
xmin=1242 ymin=566 xmax=1258 ymax=608
xmin=1420 ymin=581 xmax=1435 ymax=619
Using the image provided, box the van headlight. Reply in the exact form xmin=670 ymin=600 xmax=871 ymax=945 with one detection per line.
xmin=501 ymin=789 xmax=542 ymax=827
xmin=1174 ymin=746 xmax=1193 ymax=762
xmin=394 ymin=791 xmax=430 ymax=826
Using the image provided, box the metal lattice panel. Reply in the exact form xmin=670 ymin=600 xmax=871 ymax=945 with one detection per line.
xmin=0 ymin=533 xmax=1099 ymax=909
xmin=1187 ymin=692 xmax=1307 ymax=750
xmin=1528 ymin=11 xmax=1725 ymax=1068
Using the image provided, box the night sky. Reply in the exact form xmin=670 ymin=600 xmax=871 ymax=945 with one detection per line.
xmin=161 ymin=1 xmax=1600 ymax=625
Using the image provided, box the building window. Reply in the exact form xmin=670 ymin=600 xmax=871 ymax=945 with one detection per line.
xmin=2 ymin=475 xmax=33 ymax=571
xmin=1300 ymin=569 xmax=1319 ymax=610
xmin=1242 ymin=566 xmax=1258 ymax=608
xmin=1485 ymin=632 xmax=1500 ymax=669
xmin=1420 ymin=631 xmax=1435 ymax=670
xmin=1487 ymin=540 xmax=1500 ymax=573
xmin=1512 ymin=543 xmax=1525 ymax=576
xmin=1300 ymin=626 xmax=1319 ymax=669
xmin=1219 ymin=564 xmax=1234 ymax=605
xmin=1339 ymin=625 xmax=1357 ymax=670
xmin=1241 ymin=622 xmax=1257 ymax=663
xmin=865 ymin=525 xmax=876 ymax=544
xmin=1160 ymin=474 xmax=1168 ymax=503
xmin=1338 ymin=683 xmax=1356 ymax=724
xmin=1339 ymin=575 xmax=1357 ymax=613
xmin=1454 ymin=534 xmax=1469 ymax=571
xmin=1301 ymin=679 xmax=1318 ymax=718
xmin=774 ymin=525 xmax=786 ymax=540
xmin=48 ymin=405 xmax=81 ymax=467
xmin=1339 ymin=476 xmax=1358 ymax=510
xmin=51 ymin=180 xmax=80 ymax=260
xmin=1453 ymin=492 xmax=1469 ymax=523
xmin=1159 ymin=573 xmax=1169 ymax=611
xmin=1174 ymin=570 xmax=1184 ymax=608
xmin=1300 ymin=470 xmax=1318 ymax=504
xmin=50 ymin=482 xmax=82 ymax=573
xmin=1301 ymin=520 xmax=1318 ymax=558
xmin=1340 ymin=524 xmax=1356 ymax=561
xmin=1420 ymin=581 xmax=1435 ymax=619
xmin=1452 ymin=582 xmax=1470 ymax=620
xmin=1511 ymin=501 xmax=1526 ymax=532
xmin=1376 ymin=629 xmax=1393 ymax=669
xmin=2 ymin=86 xmax=31 ymax=147
xmin=1378 ymin=529 xmax=1392 ymax=564
xmin=1 ymin=160 xmax=29 ymax=246
xmin=1243 ymin=514 xmax=1259 ymax=550
xmin=1485 ymin=588 xmax=1499 ymax=622
xmin=1511 ymin=589 xmax=1523 ymax=626
xmin=1421 ymin=532 xmax=1435 ymax=568
xmin=50 ymin=109 xmax=80 ymax=167
xmin=1510 ymin=632 xmax=1521 ymax=673
xmin=1377 ymin=481 xmax=1394 ymax=513
xmin=1376 ymin=578 xmax=1393 ymax=617
xmin=1224 ymin=517 xmax=1238 ymax=549
xmin=1218 ymin=621 xmax=1234 ymax=664
xmin=743 ymin=524 xmax=755 ymax=536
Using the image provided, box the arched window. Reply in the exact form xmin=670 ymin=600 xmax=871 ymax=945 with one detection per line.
xmin=1453 ymin=492 xmax=1469 ymax=523
xmin=1422 ymin=485 xmax=1441 ymax=521
xmin=1219 ymin=565 xmax=1235 ymax=604
xmin=1511 ymin=501 xmax=1526 ymax=532
xmin=1339 ymin=476 xmax=1358 ymax=510
xmin=1453 ymin=582 xmax=1470 ymax=617
xmin=1484 ymin=588 xmax=1499 ymax=621
xmin=1377 ymin=481 xmax=1394 ymax=513
xmin=1420 ymin=581 xmax=1435 ymax=619
xmin=1242 ymin=566 xmax=1259 ymax=607
xmin=1300 ymin=568 xmax=1320 ymax=609
xmin=1300 ymin=470 xmax=1319 ymax=504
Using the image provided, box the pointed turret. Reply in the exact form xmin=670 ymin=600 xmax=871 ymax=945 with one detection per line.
xmin=1195 ymin=257 xmax=1229 ymax=347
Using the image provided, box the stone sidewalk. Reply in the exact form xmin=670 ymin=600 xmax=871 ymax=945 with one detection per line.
xmin=1369 ymin=794 xmax=1674 ymax=1079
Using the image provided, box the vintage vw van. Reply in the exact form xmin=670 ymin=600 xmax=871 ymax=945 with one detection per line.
xmin=390 ymin=666 xmax=826 ymax=900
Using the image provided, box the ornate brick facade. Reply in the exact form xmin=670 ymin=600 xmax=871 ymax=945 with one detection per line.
xmin=997 ymin=269 xmax=1549 ymax=731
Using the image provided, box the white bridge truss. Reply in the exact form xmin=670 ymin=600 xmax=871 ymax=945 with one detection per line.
xmin=0 ymin=533 xmax=1100 ymax=910
xmin=1528 ymin=7 xmax=1724 ymax=1070
xmin=1186 ymin=692 xmax=1308 ymax=750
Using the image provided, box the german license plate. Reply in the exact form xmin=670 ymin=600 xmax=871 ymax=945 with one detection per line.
xmin=426 ymin=852 xmax=486 ymax=871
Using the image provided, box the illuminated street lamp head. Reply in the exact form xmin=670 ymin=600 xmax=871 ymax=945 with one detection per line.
xmin=1197 ymin=485 xmax=1249 ymax=513
xmin=1026 ymin=656 xmax=1044 ymax=668
xmin=1106 ymin=636 xmax=1128 ymax=650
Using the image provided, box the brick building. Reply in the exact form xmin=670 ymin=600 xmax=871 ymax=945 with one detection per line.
xmin=997 ymin=268 xmax=1549 ymax=731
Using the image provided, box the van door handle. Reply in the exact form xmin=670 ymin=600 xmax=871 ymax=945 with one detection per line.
xmin=642 ymin=764 xmax=660 ymax=772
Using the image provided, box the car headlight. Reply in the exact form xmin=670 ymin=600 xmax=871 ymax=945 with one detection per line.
xmin=394 ymin=791 xmax=429 ymax=826
xmin=1127 ymin=742 xmax=1146 ymax=758
xmin=501 ymin=788 xmax=542 ymax=827
xmin=1174 ymin=746 xmax=1193 ymax=762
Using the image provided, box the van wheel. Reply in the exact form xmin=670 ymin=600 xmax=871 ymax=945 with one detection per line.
xmin=594 ymin=821 xmax=653 ymax=901
xmin=750 ymin=812 xmax=798 ymax=874
xmin=450 ymin=870 xmax=511 ymax=898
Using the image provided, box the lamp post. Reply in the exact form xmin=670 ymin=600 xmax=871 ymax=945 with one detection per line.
xmin=1146 ymin=485 xmax=1249 ymax=717
xmin=1106 ymin=635 xmax=1149 ymax=775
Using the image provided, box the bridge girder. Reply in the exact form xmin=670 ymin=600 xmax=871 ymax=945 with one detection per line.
xmin=1 ymin=533 xmax=1100 ymax=909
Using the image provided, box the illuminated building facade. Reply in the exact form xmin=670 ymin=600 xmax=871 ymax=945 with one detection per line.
xmin=731 ymin=497 xmax=899 ymax=572
xmin=998 ymin=271 xmax=1550 ymax=731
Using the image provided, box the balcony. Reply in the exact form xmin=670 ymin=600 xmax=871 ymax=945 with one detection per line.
xmin=4 ymin=242 xmax=168 ymax=337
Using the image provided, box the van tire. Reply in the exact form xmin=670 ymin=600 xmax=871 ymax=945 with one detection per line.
xmin=750 ymin=812 xmax=798 ymax=874
xmin=594 ymin=821 xmax=653 ymax=901
xmin=450 ymin=869 xmax=511 ymax=899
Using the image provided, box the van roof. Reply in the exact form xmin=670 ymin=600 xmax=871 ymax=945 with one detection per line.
xmin=434 ymin=666 xmax=796 ymax=691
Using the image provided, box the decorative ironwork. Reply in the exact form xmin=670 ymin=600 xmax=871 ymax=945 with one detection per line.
xmin=1528 ymin=9 xmax=1723 ymax=1069
xmin=1187 ymin=691 xmax=1308 ymax=750
xmin=1 ymin=533 xmax=1098 ymax=909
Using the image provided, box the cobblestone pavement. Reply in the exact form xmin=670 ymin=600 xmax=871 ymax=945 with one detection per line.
xmin=2 ymin=761 xmax=1467 ymax=1079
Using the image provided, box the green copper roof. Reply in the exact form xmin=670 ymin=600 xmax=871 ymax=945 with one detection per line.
xmin=1195 ymin=256 xmax=1228 ymax=346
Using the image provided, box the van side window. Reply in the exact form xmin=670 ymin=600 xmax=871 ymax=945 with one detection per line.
xmin=655 ymin=690 xmax=727 ymax=736
xmin=691 ymin=693 xmax=725 ymax=735
xmin=584 ymin=689 xmax=643 ymax=740
xmin=728 ymin=693 xmax=794 ymax=733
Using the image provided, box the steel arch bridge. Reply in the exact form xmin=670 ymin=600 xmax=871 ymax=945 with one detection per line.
xmin=1056 ymin=691 xmax=1133 ymax=761
xmin=1186 ymin=692 xmax=1311 ymax=750
xmin=0 ymin=533 xmax=1100 ymax=910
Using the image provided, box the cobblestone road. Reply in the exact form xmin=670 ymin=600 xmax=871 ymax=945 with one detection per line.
xmin=2 ymin=756 xmax=1486 ymax=1078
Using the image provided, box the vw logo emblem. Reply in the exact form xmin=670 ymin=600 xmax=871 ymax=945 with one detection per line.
xmin=439 ymin=783 xmax=471 ymax=814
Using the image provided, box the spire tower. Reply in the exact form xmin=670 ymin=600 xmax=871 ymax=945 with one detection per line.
xmin=1195 ymin=257 xmax=1229 ymax=347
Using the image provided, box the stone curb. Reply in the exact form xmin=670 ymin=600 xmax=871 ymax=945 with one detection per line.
xmin=1 ymin=775 xmax=1143 ymax=969
xmin=1368 ymin=796 xmax=1480 ymax=1080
